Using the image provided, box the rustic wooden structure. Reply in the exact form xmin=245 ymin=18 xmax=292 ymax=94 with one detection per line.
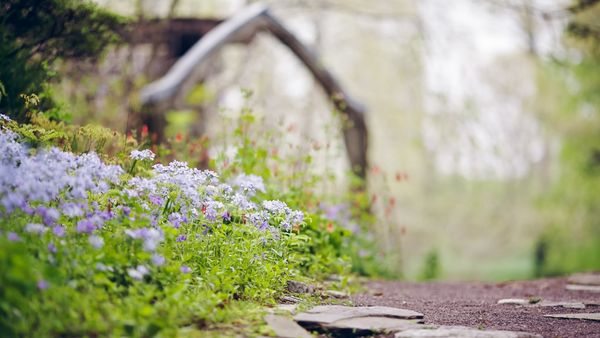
xmin=139 ymin=3 xmax=369 ymax=180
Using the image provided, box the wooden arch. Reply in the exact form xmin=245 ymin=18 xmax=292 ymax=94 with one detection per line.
xmin=139 ymin=3 xmax=368 ymax=180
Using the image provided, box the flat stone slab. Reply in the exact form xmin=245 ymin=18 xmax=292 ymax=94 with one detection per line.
xmin=498 ymin=298 xmax=587 ymax=308
xmin=567 ymin=273 xmax=600 ymax=286
xmin=295 ymin=305 xmax=423 ymax=324
xmin=264 ymin=314 xmax=313 ymax=338
xmin=323 ymin=316 xmax=426 ymax=332
xmin=539 ymin=301 xmax=586 ymax=309
xmin=544 ymin=313 xmax=600 ymax=321
xmin=395 ymin=326 xmax=542 ymax=338
xmin=497 ymin=299 xmax=528 ymax=305
xmin=566 ymin=284 xmax=600 ymax=293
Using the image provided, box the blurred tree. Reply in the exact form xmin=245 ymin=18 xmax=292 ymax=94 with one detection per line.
xmin=536 ymin=0 xmax=600 ymax=275
xmin=0 ymin=0 xmax=125 ymax=122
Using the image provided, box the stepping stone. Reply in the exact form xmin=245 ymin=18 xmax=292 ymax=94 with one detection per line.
xmin=294 ymin=305 xmax=424 ymax=325
xmin=276 ymin=304 xmax=298 ymax=314
xmin=286 ymin=280 xmax=315 ymax=294
xmin=395 ymin=326 xmax=542 ymax=338
xmin=544 ymin=313 xmax=600 ymax=321
xmin=497 ymin=299 xmax=528 ymax=305
xmin=322 ymin=316 xmax=425 ymax=332
xmin=566 ymin=284 xmax=600 ymax=293
xmin=280 ymin=295 xmax=302 ymax=303
xmin=324 ymin=290 xmax=348 ymax=298
xmin=539 ymin=301 xmax=586 ymax=309
xmin=567 ymin=273 xmax=600 ymax=286
xmin=264 ymin=314 xmax=313 ymax=338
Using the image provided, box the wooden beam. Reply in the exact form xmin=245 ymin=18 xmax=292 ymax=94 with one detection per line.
xmin=262 ymin=12 xmax=368 ymax=180
xmin=139 ymin=3 xmax=368 ymax=180
xmin=139 ymin=3 xmax=269 ymax=105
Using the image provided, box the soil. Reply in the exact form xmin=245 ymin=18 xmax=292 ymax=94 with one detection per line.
xmin=352 ymin=277 xmax=600 ymax=338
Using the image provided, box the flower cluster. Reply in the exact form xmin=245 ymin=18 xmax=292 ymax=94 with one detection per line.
xmin=0 ymin=128 xmax=305 ymax=283
xmin=129 ymin=149 xmax=155 ymax=161
xmin=0 ymin=129 xmax=122 ymax=213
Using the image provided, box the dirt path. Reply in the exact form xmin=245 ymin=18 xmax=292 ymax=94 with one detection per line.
xmin=352 ymin=277 xmax=600 ymax=337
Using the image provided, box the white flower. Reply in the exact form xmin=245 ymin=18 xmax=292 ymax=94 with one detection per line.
xmin=130 ymin=149 xmax=155 ymax=161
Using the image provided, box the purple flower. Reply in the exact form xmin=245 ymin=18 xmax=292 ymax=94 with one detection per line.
xmin=180 ymin=265 xmax=191 ymax=274
xmin=125 ymin=227 xmax=163 ymax=252
xmin=61 ymin=202 xmax=85 ymax=218
xmin=76 ymin=218 xmax=95 ymax=234
xmin=88 ymin=235 xmax=104 ymax=249
xmin=48 ymin=242 xmax=57 ymax=253
xmin=148 ymin=194 xmax=163 ymax=206
xmin=121 ymin=206 xmax=131 ymax=216
xmin=36 ymin=206 xmax=60 ymax=225
xmin=25 ymin=223 xmax=47 ymax=234
xmin=52 ymin=225 xmax=66 ymax=237
xmin=231 ymin=174 xmax=265 ymax=197
xmin=221 ymin=211 xmax=231 ymax=222
xmin=7 ymin=232 xmax=20 ymax=241
xmin=168 ymin=212 xmax=185 ymax=228
xmin=37 ymin=279 xmax=49 ymax=290
xmin=259 ymin=221 xmax=269 ymax=231
xmin=151 ymin=254 xmax=165 ymax=266
xmin=176 ymin=234 xmax=187 ymax=242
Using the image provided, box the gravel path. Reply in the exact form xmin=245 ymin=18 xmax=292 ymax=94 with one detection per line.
xmin=352 ymin=277 xmax=600 ymax=337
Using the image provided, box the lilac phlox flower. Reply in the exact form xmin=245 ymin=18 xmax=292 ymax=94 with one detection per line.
xmin=25 ymin=223 xmax=47 ymax=234
xmin=37 ymin=279 xmax=49 ymax=290
xmin=1 ymin=192 xmax=25 ymax=214
xmin=0 ymin=132 xmax=123 ymax=207
xmin=259 ymin=221 xmax=269 ymax=231
xmin=61 ymin=202 xmax=85 ymax=218
xmin=168 ymin=212 xmax=185 ymax=228
xmin=48 ymin=242 xmax=57 ymax=253
xmin=121 ymin=206 xmax=131 ymax=216
xmin=22 ymin=204 xmax=35 ymax=215
xmin=127 ymin=265 xmax=149 ymax=280
xmin=221 ymin=211 xmax=231 ymax=222
xmin=247 ymin=212 xmax=269 ymax=231
xmin=52 ymin=225 xmax=66 ymax=237
xmin=96 ymin=210 xmax=114 ymax=221
xmin=180 ymin=265 xmax=191 ymax=274
xmin=203 ymin=201 xmax=223 ymax=222
xmin=230 ymin=193 xmax=255 ymax=211
xmin=231 ymin=174 xmax=265 ymax=197
xmin=125 ymin=227 xmax=163 ymax=252
xmin=151 ymin=254 xmax=165 ymax=266
xmin=262 ymin=200 xmax=290 ymax=215
xmin=89 ymin=235 xmax=104 ymax=249
xmin=36 ymin=206 xmax=60 ymax=225
xmin=148 ymin=194 xmax=163 ymax=206
xmin=7 ymin=232 xmax=20 ymax=241
xmin=219 ymin=184 xmax=233 ymax=195
xmin=129 ymin=149 xmax=155 ymax=161
xmin=76 ymin=217 xmax=98 ymax=234
xmin=176 ymin=234 xmax=187 ymax=242
xmin=261 ymin=200 xmax=304 ymax=231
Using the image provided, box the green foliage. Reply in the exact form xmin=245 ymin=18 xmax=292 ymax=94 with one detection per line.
xmin=419 ymin=249 xmax=440 ymax=281
xmin=0 ymin=0 xmax=125 ymax=122
xmin=533 ymin=3 xmax=600 ymax=275
xmin=0 ymin=110 xmax=359 ymax=336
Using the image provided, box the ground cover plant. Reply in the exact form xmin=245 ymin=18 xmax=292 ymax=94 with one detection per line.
xmin=0 ymin=112 xmax=361 ymax=337
xmin=0 ymin=112 xmax=394 ymax=337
